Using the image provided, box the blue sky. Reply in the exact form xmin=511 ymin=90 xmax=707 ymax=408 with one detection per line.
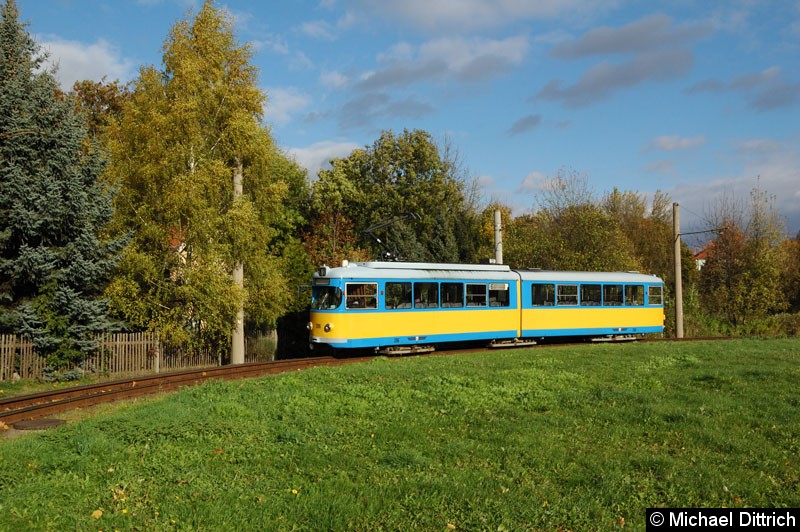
xmin=18 ymin=0 xmax=800 ymax=236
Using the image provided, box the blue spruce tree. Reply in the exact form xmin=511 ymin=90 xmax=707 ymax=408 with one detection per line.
xmin=0 ymin=0 xmax=125 ymax=368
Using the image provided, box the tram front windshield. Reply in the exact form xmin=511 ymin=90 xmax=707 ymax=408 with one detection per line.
xmin=312 ymin=286 xmax=343 ymax=310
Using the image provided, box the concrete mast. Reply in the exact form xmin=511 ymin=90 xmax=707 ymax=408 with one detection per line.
xmin=231 ymin=160 xmax=245 ymax=364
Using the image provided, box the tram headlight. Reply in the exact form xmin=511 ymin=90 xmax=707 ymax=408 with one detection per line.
xmin=324 ymin=323 xmax=332 ymax=332
xmin=306 ymin=322 xmax=313 ymax=331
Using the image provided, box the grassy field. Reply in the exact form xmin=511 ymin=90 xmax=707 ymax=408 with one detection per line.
xmin=1 ymin=339 xmax=798 ymax=531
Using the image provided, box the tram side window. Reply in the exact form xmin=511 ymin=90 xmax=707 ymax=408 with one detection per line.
xmin=414 ymin=282 xmax=439 ymax=308
xmin=557 ymin=285 xmax=579 ymax=306
xmin=626 ymin=285 xmax=644 ymax=306
xmin=489 ymin=283 xmax=510 ymax=307
xmin=346 ymin=283 xmax=377 ymax=309
xmin=648 ymin=285 xmax=663 ymax=306
xmin=386 ymin=282 xmax=412 ymax=309
xmin=466 ymin=283 xmax=487 ymax=307
xmin=532 ymin=284 xmax=555 ymax=306
xmin=581 ymin=284 xmax=602 ymax=306
xmin=442 ymin=282 xmax=464 ymax=308
xmin=604 ymin=284 xmax=623 ymax=306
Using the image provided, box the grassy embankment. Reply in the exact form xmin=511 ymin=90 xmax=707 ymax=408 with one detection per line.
xmin=1 ymin=339 xmax=798 ymax=530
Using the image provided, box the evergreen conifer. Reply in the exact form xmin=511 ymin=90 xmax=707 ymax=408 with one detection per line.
xmin=0 ymin=0 xmax=124 ymax=367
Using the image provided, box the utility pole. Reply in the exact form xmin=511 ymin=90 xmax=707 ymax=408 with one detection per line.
xmin=673 ymin=202 xmax=684 ymax=339
xmin=494 ymin=209 xmax=503 ymax=264
xmin=231 ymin=160 xmax=245 ymax=364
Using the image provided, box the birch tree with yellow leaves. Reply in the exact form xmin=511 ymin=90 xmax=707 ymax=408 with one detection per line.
xmin=105 ymin=1 xmax=306 ymax=355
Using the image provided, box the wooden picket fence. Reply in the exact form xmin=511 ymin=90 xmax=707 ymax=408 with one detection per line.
xmin=0 ymin=332 xmax=233 ymax=382
xmin=0 ymin=334 xmax=40 ymax=380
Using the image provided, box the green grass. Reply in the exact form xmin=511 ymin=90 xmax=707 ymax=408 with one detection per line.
xmin=1 ymin=339 xmax=798 ymax=531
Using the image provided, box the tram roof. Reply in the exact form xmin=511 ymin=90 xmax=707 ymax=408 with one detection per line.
xmin=355 ymin=261 xmax=511 ymax=272
xmin=316 ymin=261 xmax=515 ymax=281
xmin=314 ymin=261 xmax=662 ymax=284
xmin=516 ymin=270 xmax=663 ymax=284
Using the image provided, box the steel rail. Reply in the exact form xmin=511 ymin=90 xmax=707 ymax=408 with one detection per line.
xmin=0 ymin=337 xmax=728 ymax=426
xmin=0 ymin=356 xmax=371 ymax=425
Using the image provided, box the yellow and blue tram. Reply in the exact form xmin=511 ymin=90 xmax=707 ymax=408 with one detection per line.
xmin=309 ymin=261 xmax=664 ymax=354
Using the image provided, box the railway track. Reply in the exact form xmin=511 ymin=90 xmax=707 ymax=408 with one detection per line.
xmin=0 ymin=356 xmax=371 ymax=426
xmin=0 ymin=337 xmax=727 ymax=428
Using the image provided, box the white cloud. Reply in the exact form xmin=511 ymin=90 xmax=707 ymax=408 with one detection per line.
xmin=320 ymin=70 xmax=349 ymax=89
xmin=253 ymin=35 xmax=290 ymax=55
xmin=517 ymin=171 xmax=547 ymax=192
xmin=646 ymin=159 xmax=675 ymax=174
xmin=538 ymin=14 xmax=712 ymax=108
xmin=290 ymin=51 xmax=314 ymax=70
xmin=508 ymin=114 xmax=542 ymax=136
xmin=356 ymin=0 xmax=618 ymax=32
xmin=287 ymin=140 xmax=361 ymax=179
xmin=336 ymin=10 xmax=360 ymax=31
xmin=651 ymin=135 xmax=706 ymax=152
xmin=731 ymin=66 xmax=782 ymax=90
xmin=668 ymin=136 xmax=800 ymax=235
xmin=537 ymin=48 xmax=694 ymax=107
xmin=378 ymin=42 xmax=415 ymax=64
xmin=266 ymin=87 xmax=312 ymax=126
xmin=550 ymin=14 xmax=711 ymax=59
xmin=358 ymin=34 xmax=530 ymax=90
xmin=736 ymin=138 xmax=782 ymax=156
xmin=301 ymin=20 xmax=337 ymax=40
xmin=422 ymin=35 xmax=529 ymax=81
xmin=39 ymin=36 xmax=135 ymax=89
xmin=299 ymin=11 xmax=362 ymax=40
xmin=476 ymin=174 xmax=495 ymax=188
xmin=686 ymin=66 xmax=800 ymax=111
xmin=337 ymin=92 xmax=435 ymax=130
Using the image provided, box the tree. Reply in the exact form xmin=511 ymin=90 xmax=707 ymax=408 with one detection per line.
xmin=503 ymin=213 xmax=548 ymax=269
xmin=783 ymin=234 xmax=800 ymax=312
xmin=535 ymin=167 xmax=594 ymax=215
xmin=504 ymin=170 xmax=639 ymax=271
xmin=699 ymin=186 xmax=787 ymax=329
xmin=70 ymin=77 xmax=130 ymax=140
xmin=601 ymin=188 xmax=696 ymax=308
xmin=104 ymin=1 xmax=299 ymax=353
xmin=312 ymin=129 xmax=479 ymax=263
xmin=304 ymin=211 xmax=371 ymax=268
xmin=305 ymin=152 xmax=370 ymax=267
xmin=0 ymin=0 xmax=124 ymax=366
xmin=602 ymin=188 xmax=670 ymax=272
